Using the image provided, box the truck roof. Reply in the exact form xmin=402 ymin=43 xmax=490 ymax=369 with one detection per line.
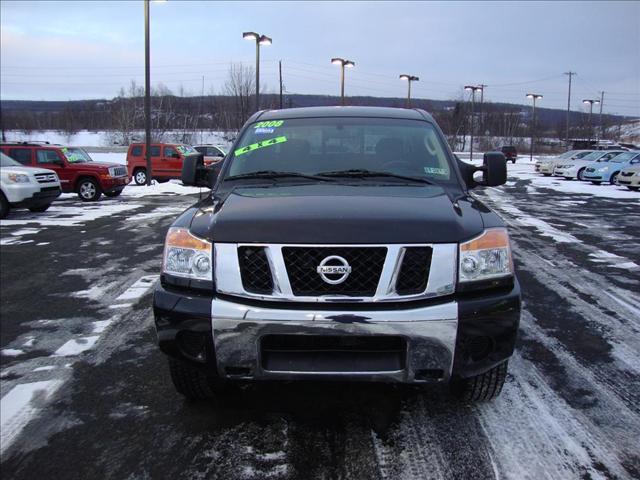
xmin=255 ymin=106 xmax=435 ymax=122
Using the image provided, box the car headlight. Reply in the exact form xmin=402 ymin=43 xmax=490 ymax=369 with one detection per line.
xmin=597 ymin=167 xmax=608 ymax=172
xmin=162 ymin=227 xmax=212 ymax=280
xmin=635 ymin=172 xmax=640 ymax=177
xmin=7 ymin=173 xmax=31 ymax=183
xmin=459 ymin=228 xmax=513 ymax=284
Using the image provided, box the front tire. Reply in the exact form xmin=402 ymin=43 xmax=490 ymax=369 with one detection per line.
xmin=450 ymin=361 xmax=508 ymax=402
xmin=0 ymin=193 xmax=9 ymax=219
xmin=577 ymin=168 xmax=586 ymax=181
xmin=77 ymin=178 xmax=102 ymax=201
xmin=134 ymin=168 xmax=148 ymax=186
xmin=168 ymin=357 xmax=222 ymax=400
xmin=591 ymin=181 xmax=601 ymax=185
xmin=628 ymin=186 xmax=639 ymax=191
xmin=610 ymin=172 xmax=619 ymax=185
xmin=29 ymin=204 xmax=51 ymax=213
xmin=104 ymin=189 xmax=123 ymax=198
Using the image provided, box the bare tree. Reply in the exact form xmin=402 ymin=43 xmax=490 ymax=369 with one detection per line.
xmin=108 ymin=80 xmax=143 ymax=145
xmin=222 ymin=63 xmax=255 ymax=131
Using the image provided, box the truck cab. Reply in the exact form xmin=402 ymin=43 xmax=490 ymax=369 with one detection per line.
xmin=153 ymin=107 xmax=520 ymax=403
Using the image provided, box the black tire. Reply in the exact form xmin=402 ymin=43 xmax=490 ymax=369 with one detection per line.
xmin=628 ymin=186 xmax=639 ymax=191
xmin=591 ymin=181 xmax=601 ymax=185
xmin=133 ymin=168 xmax=148 ymax=186
xmin=104 ymin=189 xmax=123 ymax=198
xmin=77 ymin=178 xmax=102 ymax=201
xmin=577 ymin=168 xmax=586 ymax=181
xmin=610 ymin=172 xmax=619 ymax=185
xmin=29 ymin=204 xmax=51 ymax=213
xmin=156 ymin=178 xmax=170 ymax=184
xmin=0 ymin=192 xmax=9 ymax=219
xmin=450 ymin=361 xmax=508 ymax=402
xmin=511 ymin=159 xmax=516 ymax=164
xmin=543 ymin=173 xmax=551 ymax=176
xmin=168 ymin=357 xmax=221 ymax=400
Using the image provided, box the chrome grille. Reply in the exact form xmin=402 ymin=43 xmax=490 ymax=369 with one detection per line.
xmin=216 ymin=243 xmax=457 ymax=303
xmin=111 ymin=166 xmax=127 ymax=177
xmin=34 ymin=173 xmax=57 ymax=183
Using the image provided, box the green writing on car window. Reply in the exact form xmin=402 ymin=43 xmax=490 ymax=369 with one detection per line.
xmin=424 ymin=167 xmax=447 ymax=176
xmin=234 ymin=136 xmax=287 ymax=156
xmin=254 ymin=120 xmax=284 ymax=129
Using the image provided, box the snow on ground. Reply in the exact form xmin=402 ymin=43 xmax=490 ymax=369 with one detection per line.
xmin=3 ymin=129 xmax=232 ymax=149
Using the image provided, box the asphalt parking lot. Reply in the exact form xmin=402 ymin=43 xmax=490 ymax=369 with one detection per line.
xmin=1 ymin=171 xmax=639 ymax=480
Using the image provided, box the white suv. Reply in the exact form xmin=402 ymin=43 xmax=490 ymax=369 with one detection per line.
xmin=0 ymin=152 xmax=62 ymax=219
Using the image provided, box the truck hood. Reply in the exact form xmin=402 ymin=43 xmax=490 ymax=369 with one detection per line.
xmin=189 ymin=183 xmax=489 ymax=244
xmin=0 ymin=165 xmax=57 ymax=176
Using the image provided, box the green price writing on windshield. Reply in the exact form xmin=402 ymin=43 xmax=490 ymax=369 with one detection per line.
xmin=234 ymin=136 xmax=287 ymax=156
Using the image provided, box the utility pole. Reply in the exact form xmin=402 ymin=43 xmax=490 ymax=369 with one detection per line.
xmin=564 ymin=71 xmax=576 ymax=151
xmin=478 ymin=84 xmax=487 ymax=137
xmin=598 ymin=91 xmax=605 ymax=141
xmin=464 ymin=85 xmax=482 ymax=162
xmin=200 ymin=75 xmax=204 ymax=144
xmin=144 ymin=0 xmax=152 ymax=186
xmin=279 ymin=60 xmax=283 ymax=109
xmin=526 ymin=94 xmax=543 ymax=162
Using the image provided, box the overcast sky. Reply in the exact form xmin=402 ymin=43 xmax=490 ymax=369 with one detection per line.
xmin=1 ymin=0 xmax=639 ymax=116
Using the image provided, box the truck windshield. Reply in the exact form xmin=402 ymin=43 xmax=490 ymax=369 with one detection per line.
xmin=227 ymin=117 xmax=456 ymax=184
xmin=61 ymin=147 xmax=92 ymax=163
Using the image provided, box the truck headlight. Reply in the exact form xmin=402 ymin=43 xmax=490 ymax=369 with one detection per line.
xmin=162 ymin=227 xmax=212 ymax=280
xmin=7 ymin=173 xmax=30 ymax=183
xmin=459 ymin=228 xmax=513 ymax=284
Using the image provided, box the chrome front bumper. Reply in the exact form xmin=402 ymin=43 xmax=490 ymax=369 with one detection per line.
xmin=211 ymin=297 xmax=458 ymax=383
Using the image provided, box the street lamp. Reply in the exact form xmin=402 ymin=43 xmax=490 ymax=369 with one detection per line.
xmin=399 ymin=74 xmax=419 ymax=108
xmin=583 ymin=99 xmax=600 ymax=145
xmin=143 ymin=0 xmax=167 ymax=186
xmin=464 ymin=85 xmax=482 ymax=162
xmin=526 ymin=93 xmax=543 ymax=162
xmin=331 ymin=58 xmax=355 ymax=105
xmin=243 ymin=31 xmax=272 ymax=112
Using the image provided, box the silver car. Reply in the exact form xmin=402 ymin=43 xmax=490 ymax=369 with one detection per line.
xmin=554 ymin=150 xmax=626 ymax=180
xmin=535 ymin=150 xmax=592 ymax=176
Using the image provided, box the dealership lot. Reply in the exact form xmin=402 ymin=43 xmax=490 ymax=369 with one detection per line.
xmin=1 ymin=165 xmax=639 ymax=479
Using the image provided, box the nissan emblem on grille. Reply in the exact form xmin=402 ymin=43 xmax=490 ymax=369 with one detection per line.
xmin=317 ymin=256 xmax=352 ymax=284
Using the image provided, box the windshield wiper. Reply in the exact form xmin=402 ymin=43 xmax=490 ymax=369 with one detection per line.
xmin=317 ymin=169 xmax=437 ymax=185
xmin=224 ymin=170 xmax=331 ymax=182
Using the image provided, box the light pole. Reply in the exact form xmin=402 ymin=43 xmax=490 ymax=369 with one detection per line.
xmin=331 ymin=58 xmax=355 ymax=105
xmin=526 ymin=93 xmax=543 ymax=162
xmin=399 ymin=74 xmax=419 ymax=108
xmin=583 ymin=99 xmax=600 ymax=145
xmin=464 ymin=85 xmax=482 ymax=162
xmin=243 ymin=32 xmax=272 ymax=112
xmin=143 ymin=0 xmax=166 ymax=186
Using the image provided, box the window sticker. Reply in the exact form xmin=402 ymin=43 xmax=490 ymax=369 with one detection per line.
xmin=234 ymin=136 xmax=288 ymax=157
xmin=424 ymin=167 xmax=447 ymax=176
xmin=253 ymin=120 xmax=284 ymax=129
xmin=255 ymin=128 xmax=275 ymax=135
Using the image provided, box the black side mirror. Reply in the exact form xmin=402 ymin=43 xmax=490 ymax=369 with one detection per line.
xmin=456 ymin=152 xmax=507 ymax=189
xmin=55 ymin=159 xmax=66 ymax=167
xmin=182 ymin=153 xmax=216 ymax=188
xmin=481 ymin=152 xmax=507 ymax=186
xmin=172 ymin=153 xmax=181 ymax=159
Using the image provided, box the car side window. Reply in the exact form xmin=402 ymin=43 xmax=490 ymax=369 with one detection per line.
xmin=36 ymin=149 xmax=62 ymax=164
xmin=8 ymin=148 xmax=32 ymax=165
xmin=131 ymin=145 xmax=143 ymax=156
xmin=194 ymin=146 xmax=205 ymax=154
xmin=150 ymin=146 xmax=161 ymax=157
xmin=164 ymin=146 xmax=177 ymax=157
xmin=210 ymin=147 xmax=224 ymax=157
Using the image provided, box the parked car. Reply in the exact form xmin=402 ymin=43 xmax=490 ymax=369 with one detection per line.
xmin=500 ymin=145 xmax=517 ymax=163
xmin=617 ymin=164 xmax=640 ymax=191
xmin=535 ymin=150 xmax=592 ymax=176
xmin=553 ymin=150 xmax=625 ymax=180
xmin=127 ymin=143 xmax=206 ymax=185
xmin=193 ymin=144 xmax=226 ymax=164
xmin=582 ymin=151 xmax=640 ymax=185
xmin=0 ymin=152 xmax=61 ymax=219
xmin=154 ymin=106 xmax=520 ymax=403
xmin=1 ymin=142 xmax=128 ymax=201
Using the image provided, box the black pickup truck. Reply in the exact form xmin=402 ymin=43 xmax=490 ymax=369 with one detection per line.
xmin=154 ymin=107 xmax=520 ymax=402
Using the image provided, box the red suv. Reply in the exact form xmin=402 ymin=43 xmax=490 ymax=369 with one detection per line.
xmin=127 ymin=143 xmax=205 ymax=185
xmin=1 ymin=142 xmax=129 ymax=201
